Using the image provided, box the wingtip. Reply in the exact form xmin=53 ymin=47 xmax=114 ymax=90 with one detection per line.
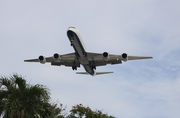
xmin=145 ymin=56 xmax=153 ymax=59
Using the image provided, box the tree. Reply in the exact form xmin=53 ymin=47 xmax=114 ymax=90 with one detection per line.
xmin=0 ymin=74 xmax=115 ymax=118
xmin=66 ymin=104 xmax=115 ymax=118
xmin=0 ymin=74 xmax=52 ymax=118
xmin=45 ymin=103 xmax=66 ymax=118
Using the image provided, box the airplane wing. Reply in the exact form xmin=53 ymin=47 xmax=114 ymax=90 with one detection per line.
xmin=24 ymin=53 xmax=80 ymax=67
xmin=127 ymin=56 xmax=153 ymax=60
xmin=86 ymin=52 xmax=152 ymax=67
xmin=24 ymin=52 xmax=152 ymax=68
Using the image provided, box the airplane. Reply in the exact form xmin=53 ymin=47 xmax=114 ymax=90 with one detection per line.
xmin=24 ymin=27 xmax=152 ymax=76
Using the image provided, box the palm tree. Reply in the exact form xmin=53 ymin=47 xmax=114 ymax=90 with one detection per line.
xmin=0 ymin=74 xmax=51 ymax=118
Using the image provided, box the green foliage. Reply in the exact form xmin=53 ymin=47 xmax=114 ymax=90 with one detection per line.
xmin=44 ymin=103 xmax=66 ymax=118
xmin=0 ymin=74 xmax=115 ymax=118
xmin=0 ymin=74 xmax=64 ymax=118
xmin=66 ymin=104 xmax=115 ymax=118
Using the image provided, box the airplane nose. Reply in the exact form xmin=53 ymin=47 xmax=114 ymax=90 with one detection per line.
xmin=67 ymin=30 xmax=74 ymax=37
xmin=68 ymin=26 xmax=76 ymax=29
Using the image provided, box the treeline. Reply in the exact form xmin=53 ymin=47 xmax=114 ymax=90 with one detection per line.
xmin=0 ymin=74 xmax=115 ymax=118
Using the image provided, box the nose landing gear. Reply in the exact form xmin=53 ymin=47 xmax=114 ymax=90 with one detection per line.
xmin=70 ymin=39 xmax=74 ymax=46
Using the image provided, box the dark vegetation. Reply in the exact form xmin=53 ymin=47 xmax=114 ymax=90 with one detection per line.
xmin=0 ymin=74 xmax=115 ymax=118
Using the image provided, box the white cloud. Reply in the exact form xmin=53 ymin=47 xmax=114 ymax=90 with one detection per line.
xmin=0 ymin=0 xmax=180 ymax=117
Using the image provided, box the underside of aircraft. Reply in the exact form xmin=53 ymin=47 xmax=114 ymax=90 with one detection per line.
xmin=24 ymin=27 xmax=152 ymax=76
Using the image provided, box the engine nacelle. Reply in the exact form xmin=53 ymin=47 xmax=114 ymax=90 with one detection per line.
xmin=103 ymin=52 xmax=109 ymax=61
xmin=38 ymin=55 xmax=46 ymax=64
xmin=53 ymin=53 xmax=61 ymax=61
xmin=121 ymin=53 xmax=128 ymax=62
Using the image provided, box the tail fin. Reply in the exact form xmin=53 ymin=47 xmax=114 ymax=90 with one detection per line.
xmin=76 ymin=72 xmax=113 ymax=75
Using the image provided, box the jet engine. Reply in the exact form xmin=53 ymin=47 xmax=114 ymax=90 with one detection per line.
xmin=53 ymin=53 xmax=61 ymax=61
xmin=103 ymin=52 xmax=109 ymax=61
xmin=38 ymin=55 xmax=46 ymax=64
xmin=121 ymin=53 xmax=128 ymax=62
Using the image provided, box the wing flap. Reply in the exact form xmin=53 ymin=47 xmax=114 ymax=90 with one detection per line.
xmin=87 ymin=52 xmax=122 ymax=67
xmin=51 ymin=61 xmax=80 ymax=67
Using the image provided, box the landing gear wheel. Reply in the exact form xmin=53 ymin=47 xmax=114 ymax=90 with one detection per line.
xmin=92 ymin=65 xmax=96 ymax=70
xmin=72 ymin=66 xmax=77 ymax=70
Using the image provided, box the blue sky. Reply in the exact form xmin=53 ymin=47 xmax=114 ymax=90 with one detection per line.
xmin=0 ymin=0 xmax=180 ymax=118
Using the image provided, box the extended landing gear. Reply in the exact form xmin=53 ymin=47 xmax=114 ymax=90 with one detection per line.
xmin=92 ymin=65 xmax=96 ymax=70
xmin=72 ymin=66 xmax=77 ymax=70
xmin=70 ymin=39 xmax=74 ymax=46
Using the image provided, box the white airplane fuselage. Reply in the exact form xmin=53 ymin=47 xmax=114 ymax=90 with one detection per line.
xmin=67 ymin=27 xmax=95 ymax=76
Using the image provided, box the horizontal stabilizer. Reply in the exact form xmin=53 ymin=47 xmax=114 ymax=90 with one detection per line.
xmin=76 ymin=72 xmax=113 ymax=75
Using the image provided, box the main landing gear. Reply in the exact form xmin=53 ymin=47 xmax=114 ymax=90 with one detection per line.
xmin=72 ymin=66 xmax=77 ymax=70
xmin=92 ymin=65 xmax=96 ymax=70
